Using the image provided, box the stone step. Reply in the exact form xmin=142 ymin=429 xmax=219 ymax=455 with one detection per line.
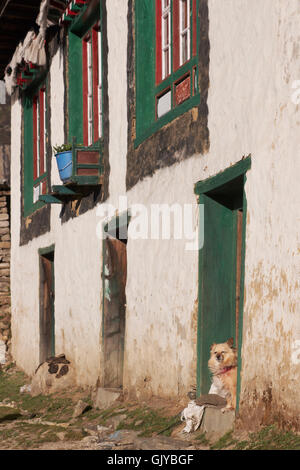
xmin=92 ymin=387 xmax=123 ymax=409
xmin=199 ymin=406 xmax=235 ymax=441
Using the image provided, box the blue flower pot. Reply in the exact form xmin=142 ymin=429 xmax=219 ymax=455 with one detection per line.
xmin=55 ymin=150 xmax=73 ymax=182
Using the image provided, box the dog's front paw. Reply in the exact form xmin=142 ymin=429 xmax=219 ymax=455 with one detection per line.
xmin=221 ymin=406 xmax=234 ymax=413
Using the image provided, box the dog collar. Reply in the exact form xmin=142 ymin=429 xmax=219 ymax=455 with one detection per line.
xmin=217 ymin=366 xmax=236 ymax=375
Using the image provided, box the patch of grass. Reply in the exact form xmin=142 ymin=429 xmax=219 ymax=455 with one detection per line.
xmin=235 ymin=425 xmax=300 ymax=450
xmin=64 ymin=428 xmax=87 ymax=441
xmin=194 ymin=432 xmax=210 ymax=446
xmin=0 ymin=368 xmax=28 ymax=403
xmin=115 ymin=406 xmax=181 ymax=437
xmin=210 ymin=430 xmax=236 ymax=450
xmin=211 ymin=425 xmax=300 ymax=450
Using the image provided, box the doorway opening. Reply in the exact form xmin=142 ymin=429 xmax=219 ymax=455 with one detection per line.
xmin=39 ymin=246 xmax=55 ymax=363
xmin=102 ymin=214 xmax=128 ymax=389
xmin=195 ymin=157 xmax=251 ymax=408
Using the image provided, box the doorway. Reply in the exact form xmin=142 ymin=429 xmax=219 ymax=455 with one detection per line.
xmin=195 ymin=158 xmax=250 ymax=405
xmin=39 ymin=246 xmax=55 ymax=363
xmin=102 ymin=215 xmax=128 ymax=389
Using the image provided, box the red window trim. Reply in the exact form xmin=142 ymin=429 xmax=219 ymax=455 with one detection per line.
xmin=33 ymin=89 xmax=46 ymax=181
xmin=33 ymin=96 xmax=38 ymax=180
xmin=82 ymin=23 xmax=101 ymax=146
xmin=156 ymin=0 xmax=195 ymax=85
xmin=32 ymin=87 xmax=47 ymax=202
xmin=92 ymin=26 xmax=99 ymax=142
xmin=39 ymin=88 xmax=45 ymax=175
xmin=172 ymin=0 xmax=180 ymax=72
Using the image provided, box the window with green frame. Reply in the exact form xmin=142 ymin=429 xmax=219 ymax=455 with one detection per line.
xmin=68 ymin=1 xmax=103 ymax=147
xmin=23 ymin=81 xmax=48 ymax=217
xmin=135 ymin=0 xmax=200 ymax=146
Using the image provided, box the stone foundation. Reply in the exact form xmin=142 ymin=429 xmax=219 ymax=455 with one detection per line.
xmin=0 ymin=188 xmax=11 ymax=362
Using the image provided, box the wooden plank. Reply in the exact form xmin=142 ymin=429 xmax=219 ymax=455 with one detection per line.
xmin=235 ymin=209 xmax=243 ymax=351
xmin=39 ymin=194 xmax=62 ymax=204
xmin=77 ymin=167 xmax=99 ymax=176
xmin=76 ymin=150 xmax=99 ymax=165
xmin=103 ymin=237 xmax=127 ymax=388
xmin=51 ymin=185 xmax=77 ymax=195
xmin=175 ymin=74 xmax=191 ymax=105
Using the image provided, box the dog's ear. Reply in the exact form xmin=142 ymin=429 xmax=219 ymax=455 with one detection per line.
xmin=210 ymin=343 xmax=216 ymax=351
xmin=227 ymin=337 xmax=234 ymax=348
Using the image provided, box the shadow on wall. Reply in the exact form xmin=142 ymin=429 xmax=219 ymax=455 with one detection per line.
xmin=0 ymin=82 xmax=10 ymax=186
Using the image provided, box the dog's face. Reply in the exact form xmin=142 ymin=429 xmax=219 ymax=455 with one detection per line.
xmin=208 ymin=338 xmax=237 ymax=374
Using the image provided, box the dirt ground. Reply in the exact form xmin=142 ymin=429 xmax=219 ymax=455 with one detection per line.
xmin=0 ymin=363 xmax=299 ymax=451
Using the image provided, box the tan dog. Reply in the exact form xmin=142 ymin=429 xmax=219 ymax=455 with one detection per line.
xmin=208 ymin=338 xmax=237 ymax=411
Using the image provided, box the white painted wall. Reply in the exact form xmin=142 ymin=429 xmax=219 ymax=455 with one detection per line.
xmin=9 ymin=0 xmax=300 ymax=424
xmin=10 ymin=1 xmax=128 ymax=386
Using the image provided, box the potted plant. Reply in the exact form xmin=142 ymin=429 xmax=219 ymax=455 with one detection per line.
xmin=53 ymin=143 xmax=73 ymax=182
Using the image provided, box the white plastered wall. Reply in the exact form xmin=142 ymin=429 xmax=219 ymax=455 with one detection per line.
xmin=123 ymin=0 xmax=300 ymax=420
xmin=10 ymin=0 xmax=300 ymax=423
xmin=10 ymin=0 xmax=128 ymax=386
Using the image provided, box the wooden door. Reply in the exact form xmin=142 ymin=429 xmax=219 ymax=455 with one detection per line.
xmin=198 ymin=194 xmax=240 ymax=393
xmin=40 ymin=253 xmax=55 ymax=362
xmin=103 ymin=237 xmax=127 ymax=388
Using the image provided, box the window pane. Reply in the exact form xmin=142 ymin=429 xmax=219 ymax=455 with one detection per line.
xmin=164 ymin=48 xmax=170 ymax=77
xmin=182 ymin=33 xmax=188 ymax=63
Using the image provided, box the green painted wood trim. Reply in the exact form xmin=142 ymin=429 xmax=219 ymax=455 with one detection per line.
xmin=76 ymin=164 xmax=101 ymax=169
xmin=39 ymin=195 xmax=63 ymax=204
xmin=51 ymin=185 xmax=77 ymax=195
xmin=68 ymin=31 xmax=84 ymax=144
xmin=196 ymin=193 xmax=204 ymax=398
xmin=194 ymin=156 xmax=252 ymax=195
xmin=51 ymin=256 xmax=55 ymax=357
xmin=38 ymin=244 xmax=55 ymax=256
xmin=34 ymin=173 xmax=47 ymax=185
xmin=23 ymin=95 xmax=34 ymax=217
xmin=70 ymin=1 xmax=100 ymax=37
xmin=23 ymin=80 xmax=49 ymax=217
xmin=135 ymin=93 xmax=201 ymax=148
xmin=155 ymin=57 xmax=198 ymax=95
xmin=70 ymin=175 xmax=100 ymax=185
xmin=135 ymin=0 xmax=156 ymax=141
xmin=236 ymin=173 xmax=248 ymax=412
xmin=68 ymin=2 xmax=102 ymax=145
xmin=195 ymin=158 xmax=251 ymax=409
xmin=135 ymin=0 xmax=201 ymax=146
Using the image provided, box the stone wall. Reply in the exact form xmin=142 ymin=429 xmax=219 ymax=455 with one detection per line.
xmin=0 ymin=189 xmax=10 ymax=363
xmin=0 ymin=92 xmax=11 ymax=364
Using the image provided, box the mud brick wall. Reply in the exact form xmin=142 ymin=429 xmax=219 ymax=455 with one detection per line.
xmin=0 ymin=190 xmax=11 ymax=360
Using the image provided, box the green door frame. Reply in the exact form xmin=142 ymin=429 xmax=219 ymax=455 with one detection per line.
xmin=194 ymin=156 xmax=251 ymax=411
